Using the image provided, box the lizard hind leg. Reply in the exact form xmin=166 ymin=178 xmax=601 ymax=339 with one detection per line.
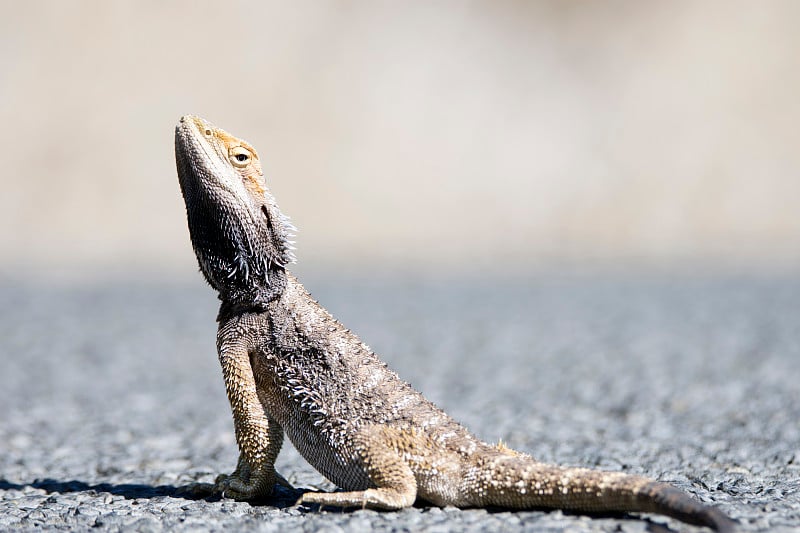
xmin=297 ymin=425 xmax=418 ymax=510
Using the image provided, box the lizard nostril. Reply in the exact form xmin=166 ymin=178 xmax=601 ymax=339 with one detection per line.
xmin=205 ymin=129 xmax=212 ymax=136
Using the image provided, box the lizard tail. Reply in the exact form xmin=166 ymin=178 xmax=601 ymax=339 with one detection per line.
xmin=465 ymin=454 xmax=736 ymax=532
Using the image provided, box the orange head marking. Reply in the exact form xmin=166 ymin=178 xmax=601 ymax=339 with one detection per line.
xmin=213 ymin=127 xmax=265 ymax=197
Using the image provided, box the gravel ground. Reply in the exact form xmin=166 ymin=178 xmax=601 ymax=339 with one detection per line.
xmin=0 ymin=275 xmax=798 ymax=532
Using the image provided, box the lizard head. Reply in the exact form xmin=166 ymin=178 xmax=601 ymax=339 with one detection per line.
xmin=175 ymin=115 xmax=295 ymax=306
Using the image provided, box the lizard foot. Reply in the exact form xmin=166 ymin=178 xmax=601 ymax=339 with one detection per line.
xmin=214 ymin=466 xmax=293 ymax=500
xmin=296 ymin=487 xmax=415 ymax=510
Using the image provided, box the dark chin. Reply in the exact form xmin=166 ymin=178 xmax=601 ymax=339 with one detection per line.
xmin=186 ymin=202 xmax=239 ymax=282
xmin=182 ymin=184 xmax=289 ymax=305
xmin=189 ymin=209 xmax=279 ymax=304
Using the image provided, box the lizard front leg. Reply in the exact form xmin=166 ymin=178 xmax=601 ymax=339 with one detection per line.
xmin=214 ymin=333 xmax=285 ymax=500
xmin=298 ymin=425 xmax=417 ymax=510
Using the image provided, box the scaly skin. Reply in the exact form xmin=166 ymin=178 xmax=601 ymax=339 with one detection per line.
xmin=174 ymin=115 xmax=736 ymax=532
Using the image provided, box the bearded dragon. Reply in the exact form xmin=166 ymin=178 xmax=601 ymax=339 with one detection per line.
xmin=174 ymin=115 xmax=735 ymax=532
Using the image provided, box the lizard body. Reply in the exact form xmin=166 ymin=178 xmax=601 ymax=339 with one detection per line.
xmin=174 ymin=115 xmax=735 ymax=532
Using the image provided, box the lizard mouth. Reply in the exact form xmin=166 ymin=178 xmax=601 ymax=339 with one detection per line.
xmin=177 ymin=115 xmax=213 ymax=146
xmin=176 ymin=115 xmax=249 ymax=202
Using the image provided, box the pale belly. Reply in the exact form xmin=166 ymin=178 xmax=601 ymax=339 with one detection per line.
xmin=282 ymin=418 xmax=372 ymax=491
xmin=253 ymin=370 xmax=372 ymax=490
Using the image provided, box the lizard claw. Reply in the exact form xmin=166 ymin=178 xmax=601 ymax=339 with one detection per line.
xmin=294 ymin=492 xmax=324 ymax=511
xmin=213 ymin=468 xmax=285 ymax=500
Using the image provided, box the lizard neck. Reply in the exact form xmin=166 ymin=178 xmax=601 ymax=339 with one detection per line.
xmin=216 ymin=266 xmax=287 ymax=319
xmin=216 ymin=264 xmax=288 ymax=315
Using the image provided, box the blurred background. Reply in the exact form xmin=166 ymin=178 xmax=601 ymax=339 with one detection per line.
xmin=2 ymin=5 xmax=799 ymax=529
xmin=1 ymin=1 xmax=798 ymax=281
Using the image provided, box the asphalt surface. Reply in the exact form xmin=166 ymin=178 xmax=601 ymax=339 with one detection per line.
xmin=1 ymin=274 xmax=798 ymax=532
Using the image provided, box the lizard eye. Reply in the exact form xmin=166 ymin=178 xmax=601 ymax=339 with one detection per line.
xmin=229 ymin=146 xmax=252 ymax=168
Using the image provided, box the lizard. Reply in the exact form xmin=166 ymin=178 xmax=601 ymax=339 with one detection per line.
xmin=174 ymin=114 xmax=736 ymax=532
